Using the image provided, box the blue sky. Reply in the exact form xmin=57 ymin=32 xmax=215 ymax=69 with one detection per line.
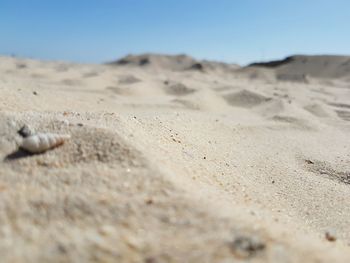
xmin=0 ymin=0 xmax=349 ymax=65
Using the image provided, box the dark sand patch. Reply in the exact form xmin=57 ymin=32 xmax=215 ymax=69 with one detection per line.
xmin=224 ymin=90 xmax=271 ymax=108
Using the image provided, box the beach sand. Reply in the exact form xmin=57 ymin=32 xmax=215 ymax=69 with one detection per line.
xmin=1 ymin=54 xmax=350 ymax=262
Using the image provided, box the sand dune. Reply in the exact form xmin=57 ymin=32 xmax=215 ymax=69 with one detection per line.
xmin=1 ymin=54 xmax=350 ymax=262
xmin=249 ymin=55 xmax=350 ymax=82
xmin=109 ymin=53 xmax=240 ymax=73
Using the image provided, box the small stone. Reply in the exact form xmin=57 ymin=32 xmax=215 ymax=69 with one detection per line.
xmin=229 ymin=235 xmax=266 ymax=258
xmin=33 ymin=91 xmax=38 ymax=95
xmin=145 ymin=257 xmax=157 ymax=263
xmin=305 ymin=159 xmax=314 ymax=164
xmin=325 ymin=230 xmax=336 ymax=242
xmin=56 ymin=243 xmax=67 ymax=254
xmin=145 ymin=199 xmax=153 ymax=205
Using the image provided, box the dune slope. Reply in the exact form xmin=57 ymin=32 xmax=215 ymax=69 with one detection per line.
xmin=0 ymin=54 xmax=350 ymax=262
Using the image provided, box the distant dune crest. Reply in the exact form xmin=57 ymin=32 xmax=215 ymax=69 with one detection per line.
xmin=248 ymin=55 xmax=350 ymax=80
xmin=110 ymin=53 xmax=350 ymax=82
xmin=109 ymin=53 xmax=240 ymax=73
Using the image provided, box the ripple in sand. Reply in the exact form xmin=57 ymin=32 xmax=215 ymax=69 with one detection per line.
xmin=304 ymin=103 xmax=336 ymax=118
xmin=82 ymin=71 xmax=100 ymax=78
xmin=118 ymin=74 xmax=141 ymax=84
xmin=106 ymin=86 xmax=133 ymax=96
xmin=172 ymin=98 xmax=200 ymax=110
xmin=335 ymin=110 xmax=350 ymax=121
xmin=223 ymin=90 xmax=271 ymax=108
xmin=304 ymin=159 xmax=350 ymax=185
xmin=61 ymin=78 xmax=83 ymax=86
xmin=164 ymin=82 xmax=196 ymax=96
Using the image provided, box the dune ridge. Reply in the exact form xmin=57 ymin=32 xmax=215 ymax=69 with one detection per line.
xmin=249 ymin=55 xmax=350 ymax=82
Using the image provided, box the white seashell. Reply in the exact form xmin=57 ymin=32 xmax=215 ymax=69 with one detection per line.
xmin=20 ymin=133 xmax=71 ymax=153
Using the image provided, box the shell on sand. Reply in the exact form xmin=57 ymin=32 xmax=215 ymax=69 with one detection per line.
xmin=20 ymin=133 xmax=71 ymax=153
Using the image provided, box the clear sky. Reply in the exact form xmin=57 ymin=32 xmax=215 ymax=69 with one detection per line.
xmin=0 ymin=0 xmax=349 ymax=65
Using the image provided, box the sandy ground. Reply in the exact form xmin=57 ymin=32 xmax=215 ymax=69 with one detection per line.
xmin=0 ymin=54 xmax=350 ymax=262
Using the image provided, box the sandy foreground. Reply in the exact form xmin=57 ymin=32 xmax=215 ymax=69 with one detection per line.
xmin=0 ymin=54 xmax=350 ymax=262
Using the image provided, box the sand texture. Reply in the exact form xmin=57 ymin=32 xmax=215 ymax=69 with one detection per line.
xmin=1 ymin=54 xmax=350 ymax=262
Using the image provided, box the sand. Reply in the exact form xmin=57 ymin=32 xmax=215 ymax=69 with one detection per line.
xmin=0 ymin=54 xmax=350 ymax=262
